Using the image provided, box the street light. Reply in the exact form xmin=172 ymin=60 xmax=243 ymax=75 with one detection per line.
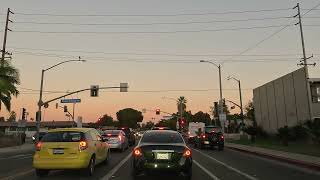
xmin=36 ymin=58 xmax=85 ymax=143
xmin=200 ymin=60 xmax=224 ymax=133
xmin=227 ymin=76 xmax=244 ymax=125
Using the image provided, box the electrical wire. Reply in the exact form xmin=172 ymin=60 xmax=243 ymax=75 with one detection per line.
xmin=13 ymin=8 xmax=293 ymax=17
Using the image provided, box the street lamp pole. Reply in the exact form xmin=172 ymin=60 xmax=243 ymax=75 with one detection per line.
xmin=227 ymin=76 xmax=244 ymax=125
xmin=36 ymin=59 xmax=85 ymax=143
xmin=200 ymin=60 xmax=224 ymax=132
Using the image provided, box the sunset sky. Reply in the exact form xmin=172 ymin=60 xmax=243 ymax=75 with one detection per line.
xmin=1 ymin=0 xmax=319 ymax=123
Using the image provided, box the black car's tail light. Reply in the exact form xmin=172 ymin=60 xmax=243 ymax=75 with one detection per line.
xmin=35 ymin=142 xmax=42 ymax=151
xmin=133 ymin=148 xmax=142 ymax=157
xmin=220 ymin=135 xmax=224 ymax=140
xmin=79 ymin=141 xmax=88 ymax=151
xmin=183 ymin=148 xmax=192 ymax=157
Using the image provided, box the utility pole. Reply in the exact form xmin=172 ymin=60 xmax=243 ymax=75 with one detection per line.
xmin=294 ymin=3 xmax=315 ymax=121
xmin=1 ymin=8 xmax=13 ymax=66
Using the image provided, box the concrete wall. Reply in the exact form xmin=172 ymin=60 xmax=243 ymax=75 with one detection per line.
xmin=253 ymin=68 xmax=316 ymax=133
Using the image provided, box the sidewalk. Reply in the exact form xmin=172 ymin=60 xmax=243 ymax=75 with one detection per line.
xmin=225 ymin=142 xmax=320 ymax=171
xmin=0 ymin=142 xmax=35 ymax=154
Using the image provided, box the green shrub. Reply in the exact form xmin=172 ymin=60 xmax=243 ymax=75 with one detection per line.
xmin=277 ymin=126 xmax=289 ymax=146
xmin=304 ymin=119 xmax=320 ymax=144
xmin=289 ymin=124 xmax=308 ymax=141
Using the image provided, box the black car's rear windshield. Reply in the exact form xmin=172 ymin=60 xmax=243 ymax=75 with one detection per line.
xmin=141 ymin=131 xmax=184 ymax=143
xmin=205 ymin=127 xmax=221 ymax=133
xmin=41 ymin=131 xmax=84 ymax=142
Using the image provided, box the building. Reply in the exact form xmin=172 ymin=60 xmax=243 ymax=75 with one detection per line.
xmin=253 ymin=67 xmax=320 ymax=133
xmin=0 ymin=120 xmax=92 ymax=138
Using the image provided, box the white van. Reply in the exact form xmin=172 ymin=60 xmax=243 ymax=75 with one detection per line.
xmin=187 ymin=122 xmax=205 ymax=143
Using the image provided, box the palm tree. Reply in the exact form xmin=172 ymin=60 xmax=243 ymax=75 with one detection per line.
xmin=0 ymin=60 xmax=20 ymax=111
xmin=177 ymin=96 xmax=187 ymax=115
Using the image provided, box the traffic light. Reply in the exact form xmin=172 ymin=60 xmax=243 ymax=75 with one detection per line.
xmin=222 ymin=98 xmax=226 ymax=107
xmin=64 ymin=105 xmax=68 ymax=112
xmin=90 ymin=85 xmax=99 ymax=97
xmin=156 ymin=109 xmax=160 ymax=115
xmin=22 ymin=108 xmax=26 ymax=120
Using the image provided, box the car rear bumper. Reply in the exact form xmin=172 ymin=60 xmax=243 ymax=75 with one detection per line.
xmin=133 ymin=157 xmax=192 ymax=173
xmin=109 ymin=143 xmax=123 ymax=149
xmin=201 ymin=140 xmax=224 ymax=146
xmin=33 ymin=153 xmax=91 ymax=169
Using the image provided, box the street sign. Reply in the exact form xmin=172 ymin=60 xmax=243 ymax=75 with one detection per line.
xmin=219 ymin=113 xmax=227 ymax=122
xmin=61 ymin=99 xmax=81 ymax=103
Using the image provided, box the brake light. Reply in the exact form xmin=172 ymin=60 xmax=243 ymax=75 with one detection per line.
xmin=220 ymin=135 xmax=224 ymax=140
xmin=159 ymin=127 xmax=164 ymax=130
xmin=118 ymin=135 xmax=122 ymax=141
xmin=133 ymin=148 xmax=142 ymax=157
xmin=107 ymin=134 xmax=112 ymax=137
xmin=183 ymin=148 xmax=192 ymax=157
xmin=202 ymin=134 xmax=206 ymax=139
xmin=79 ymin=141 xmax=88 ymax=151
xmin=35 ymin=142 xmax=42 ymax=151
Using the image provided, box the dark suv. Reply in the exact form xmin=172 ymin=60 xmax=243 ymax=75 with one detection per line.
xmin=118 ymin=127 xmax=136 ymax=146
xmin=194 ymin=126 xmax=224 ymax=151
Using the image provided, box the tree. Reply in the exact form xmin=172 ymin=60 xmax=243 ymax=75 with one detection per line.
xmin=7 ymin=111 xmax=16 ymax=122
xmin=116 ymin=108 xmax=143 ymax=128
xmin=177 ymin=96 xmax=187 ymax=115
xmin=0 ymin=60 xmax=20 ymax=111
xmin=96 ymin=114 xmax=114 ymax=127
xmin=193 ymin=111 xmax=211 ymax=125
xmin=0 ymin=117 xmax=5 ymax=122
xmin=245 ymin=101 xmax=255 ymax=121
xmin=144 ymin=121 xmax=155 ymax=130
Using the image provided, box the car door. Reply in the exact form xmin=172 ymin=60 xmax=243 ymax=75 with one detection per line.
xmin=90 ymin=130 xmax=102 ymax=163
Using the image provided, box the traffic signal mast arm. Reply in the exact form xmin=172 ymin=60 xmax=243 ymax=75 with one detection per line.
xmin=225 ymin=99 xmax=241 ymax=109
xmin=40 ymin=86 xmax=126 ymax=107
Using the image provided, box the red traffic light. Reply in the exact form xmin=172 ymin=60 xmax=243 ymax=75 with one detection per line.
xmin=156 ymin=109 xmax=160 ymax=115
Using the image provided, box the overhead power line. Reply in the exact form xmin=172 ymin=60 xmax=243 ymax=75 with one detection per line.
xmin=8 ymin=24 xmax=295 ymax=34
xmin=13 ymin=8 xmax=294 ymax=17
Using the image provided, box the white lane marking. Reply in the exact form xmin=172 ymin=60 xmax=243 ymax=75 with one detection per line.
xmin=101 ymin=153 xmax=132 ymax=180
xmin=193 ymin=148 xmax=258 ymax=180
xmin=193 ymin=160 xmax=220 ymax=180
xmin=0 ymin=154 xmax=33 ymax=160
xmin=1 ymin=169 xmax=34 ymax=180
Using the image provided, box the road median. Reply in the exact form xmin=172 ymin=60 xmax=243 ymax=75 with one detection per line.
xmin=225 ymin=142 xmax=320 ymax=171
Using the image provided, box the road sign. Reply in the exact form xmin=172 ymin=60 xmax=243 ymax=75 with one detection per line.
xmin=219 ymin=113 xmax=227 ymax=122
xmin=61 ymin=99 xmax=81 ymax=103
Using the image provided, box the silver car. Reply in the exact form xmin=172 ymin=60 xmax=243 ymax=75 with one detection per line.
xmin=102 ymin=130 xmax=129 ymax=152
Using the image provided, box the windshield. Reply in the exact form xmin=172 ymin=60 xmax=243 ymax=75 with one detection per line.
xmin=41 ymin=131 xmax=84 ymax=142
xmin=141 ymin=131 xmax=184 ymax=144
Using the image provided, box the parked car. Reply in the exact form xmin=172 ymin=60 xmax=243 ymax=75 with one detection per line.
xmin=102 ymin=130 xmax=128 ymax=152
xmin=33 ymin=128 xmax=110 ymax=177
xmin=117 ymin=127 xmax=136 ymax=146
xmin=194 ymin=126 xmax=224 ymax=151
xmin=132 ymin=130 xmax=192 ymax=180
xmin=32 ymin=132 xmax=47 ymax=143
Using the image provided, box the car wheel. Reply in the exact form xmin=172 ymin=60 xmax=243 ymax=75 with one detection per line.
xmin=132 ymin=167 xmax=140 ymax=180
xmin=103 ymin=150 xmax=110 ymax=165
xmin=218 ymin=145 xmax=224 ymax=151
xmin=86 ymin=156 xmax=95 ymax=176
xmin=35 ymin=169 xmax=49 ymax=177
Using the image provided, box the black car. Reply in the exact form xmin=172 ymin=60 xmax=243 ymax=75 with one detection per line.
xmin=132 ymin=130 xmax=192 ymax=180
xmin=194 ymin=126 xmax=224 ymax=150
xmin=118 ymin=127 xmax=136 ymax=146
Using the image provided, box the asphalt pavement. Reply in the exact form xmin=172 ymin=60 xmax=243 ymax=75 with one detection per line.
xmin=0 ymin=144 xmax=319 ymax=180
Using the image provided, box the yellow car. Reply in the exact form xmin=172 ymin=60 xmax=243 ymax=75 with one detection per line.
xmin=33 ymin=128 xmax=110 ymax=177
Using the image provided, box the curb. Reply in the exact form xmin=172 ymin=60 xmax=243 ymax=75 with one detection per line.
xmin=226 ymin=146 xmax=320 ymax=171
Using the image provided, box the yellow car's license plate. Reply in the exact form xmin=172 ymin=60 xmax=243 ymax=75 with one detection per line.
xmin=53 ymin=149 xmax=64 ymax=154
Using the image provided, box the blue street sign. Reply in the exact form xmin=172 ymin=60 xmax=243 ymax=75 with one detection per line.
xmin=61 ymin=99 xmax=81 ymax=103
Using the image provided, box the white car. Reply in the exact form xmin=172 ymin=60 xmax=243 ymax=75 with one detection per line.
xmin=102 ymin=130 xmax=129 ymax=152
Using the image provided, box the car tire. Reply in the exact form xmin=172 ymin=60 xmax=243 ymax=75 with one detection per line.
xmin=86 ymin=156 xmax=95 ymax=176
xmin=218 ymin=145 xmax=224 ymax=151
xmin=35 ymin=169 xmax=49 ymax=177
xmin=103 ymin=150 xmax=110 ymax=165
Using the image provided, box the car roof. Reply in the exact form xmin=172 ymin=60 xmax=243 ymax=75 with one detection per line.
xmin=48 ymin=128 xmax=93 ymax=133
xmin=145 ymin=130 xmax=179 ymax=134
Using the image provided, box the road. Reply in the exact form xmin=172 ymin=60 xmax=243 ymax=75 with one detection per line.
xmin=0 ymin=144 xmax=319 ymax=180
